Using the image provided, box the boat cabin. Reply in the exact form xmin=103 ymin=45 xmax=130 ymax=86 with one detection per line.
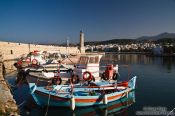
xmin=76 ymin=55 xmax=102 ymax=78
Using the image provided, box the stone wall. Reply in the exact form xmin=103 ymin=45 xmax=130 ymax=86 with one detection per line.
xmin=0 ymin=41 xmax=80 ymax=60
xmin=0 ymin=53 xmax=19 ymax=115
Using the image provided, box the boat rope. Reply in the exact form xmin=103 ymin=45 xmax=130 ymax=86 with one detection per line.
xmin=70 ymin=81 xmax=74 ymax=95
xmin=67 ymin=57 xmax=75 ymax=64
xmin=167 ymin=108 xmax=175 ymax=116
xmin=127 ymin=65 xmax=131 ymax=81
xmin=45 ymin=92 xmax=51 ymax=116
xmin=6 ymin=82 xmax=16 ymax=94
xmin=7 ymin=82 xmax=17 ymax=88
xmin=18 ymin=100 xmax=26 ymax=108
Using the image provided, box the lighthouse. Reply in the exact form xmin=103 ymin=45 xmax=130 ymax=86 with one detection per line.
xmin=79 ymin=31 xmax=85 ymax=53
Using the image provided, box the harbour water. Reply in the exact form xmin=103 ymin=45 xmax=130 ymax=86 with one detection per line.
xmin=5 ymin=54 xmax=175 ymax=116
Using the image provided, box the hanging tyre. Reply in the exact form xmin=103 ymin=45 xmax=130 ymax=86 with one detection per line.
xmin=101 ymin=72 xmax=109 ymax=80
xmin=71 ymin=75 xmax=80 ymax=84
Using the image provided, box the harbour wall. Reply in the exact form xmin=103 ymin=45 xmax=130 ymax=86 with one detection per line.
xmin=0 ymin=53 xmax=19 ymax=115
xmin=0 ymin=41 xmax=80 ymax=61
xmin=0 ymin=41 xmax=81 ymax=72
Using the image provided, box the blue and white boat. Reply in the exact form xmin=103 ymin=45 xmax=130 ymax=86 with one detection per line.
xmin=29 ymin=76 xmax=137 ymax=110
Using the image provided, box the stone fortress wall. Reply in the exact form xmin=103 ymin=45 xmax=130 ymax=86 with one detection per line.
xmin=0 ymin=31 xmax=86 ymax=60
xmin=0 ymin=41 xmax=80 ymax=60
xmin=0 ymin=31 xmax=86 ymax=71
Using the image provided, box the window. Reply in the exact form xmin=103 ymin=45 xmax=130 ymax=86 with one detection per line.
xmin=89 ymin=56 xmax=99 ymax=64
xmin=10 ymin=50 xmax=13 ymax=54
xmin=79 ymin=56 xmax=88 ymax=64
xmin=89 ymin=57 xmax=95 ymax=63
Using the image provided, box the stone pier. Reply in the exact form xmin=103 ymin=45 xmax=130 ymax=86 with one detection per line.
xmin=0 ymin=53 xmax=19 ymax=115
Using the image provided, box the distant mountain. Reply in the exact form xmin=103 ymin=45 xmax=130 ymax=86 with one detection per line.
xmin=85 ymin=32 xmax=175 ymax=45
xmin=137 ymin=32 xmax=175 ymax=41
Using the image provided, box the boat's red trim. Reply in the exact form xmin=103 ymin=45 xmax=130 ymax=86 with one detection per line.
xmin=75 ymin=97 xmax=103 ymax=102
xmin=75 ymin=93 xmax=125 ymax=103
xmin=35 ymin=90 xmax=129 ymax=103
xmin=108 ymin=92 xmax=126 ymax=100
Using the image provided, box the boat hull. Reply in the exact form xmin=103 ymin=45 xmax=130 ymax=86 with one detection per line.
xmin=31 ymin=86 xmax=132 ymax=107
xmin=29 ymin=76 xmax=137 ymax=108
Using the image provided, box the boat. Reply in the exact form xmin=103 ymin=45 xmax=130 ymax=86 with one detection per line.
xmin=14 ymin=50 xmax=75 ymax=73
xmin=22 ymin=54 xmax=119 ymax=85
xmin=28 ymin=76 xmax=137 ymax=110
xmin=25 ymin=69 xmax=73 ymax=85
xmin=73 ymin=90 xmax=135 ymax=116
xmin=74 ymin=55 xmax=118 ymax=80
xmin=14 ymin=50 xmax=76 ymax=84
xmin=23 ymin=91 xmax=135 ymax=115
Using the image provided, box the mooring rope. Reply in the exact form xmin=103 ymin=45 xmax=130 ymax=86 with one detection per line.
xmin=7 ymin=83 xmax=17 ymax=88
xmin=167 ymin=108 xmax=175 ymax=116
xmin=18 ymin=100 xmax=26 ymax=108
xmin=45 ymin=91 xmax=51 ymax=116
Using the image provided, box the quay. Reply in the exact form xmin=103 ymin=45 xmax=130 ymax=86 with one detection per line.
xmin=0 ymin=53 xmax=19 ymax=115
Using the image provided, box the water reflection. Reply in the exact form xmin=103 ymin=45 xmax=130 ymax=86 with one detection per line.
xmin=102 ymin=54 xmax=175 ymax=72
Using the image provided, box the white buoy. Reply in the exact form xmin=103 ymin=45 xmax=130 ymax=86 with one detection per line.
xmin=103 ymin=94 xmax=108 ymax=105
xmin=70 ymin=96 xmax=75 ymax=111
xmin=126 ymin=91 xmax=128 ymax=98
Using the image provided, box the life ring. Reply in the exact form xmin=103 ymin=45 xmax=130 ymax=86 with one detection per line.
xmin=101 ymin=72 xmax=109 ymax=80
xmin=26 ymin=58 xmax=30 ymax=64
xmin=32 ymin=59 xmax=38 ymax=65
xmin=52 ymin=77 xmax=62 ymax=85
xmin=83 ymin=71 xmax=92 ymax=81
xmin=112 ymin=73 xmax=118 ymax=80
xmin=71 ymin=75 xmax=80 ymax=84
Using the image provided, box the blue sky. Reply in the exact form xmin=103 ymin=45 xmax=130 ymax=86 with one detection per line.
xmin=0 ymin=0 xmax=175 ymax=44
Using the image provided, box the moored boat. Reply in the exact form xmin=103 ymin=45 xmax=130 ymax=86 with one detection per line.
xmin=73 ymin=90 xmax=135 ymax=116
xmin=23 ymin=55 xmax=119 ymax=84
xmin=29 ymin=76 xmax=137 ymax=110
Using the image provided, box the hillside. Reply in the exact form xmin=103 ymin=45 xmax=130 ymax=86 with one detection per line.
xmin=85 ymin=32 xmax=175 ymax=45
xmin=85 ymin=39 xmax=137 ymax=45
xmin=137 ymin=32 xmax=175 ymax=41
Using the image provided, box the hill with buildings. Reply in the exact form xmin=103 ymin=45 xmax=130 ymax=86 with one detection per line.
xmin=85 ymin=32 xmax=175 ymax=45
xmin=137 ymin=32 xmax=175 ymax=41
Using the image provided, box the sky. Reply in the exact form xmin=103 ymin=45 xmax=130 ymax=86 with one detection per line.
xmin=0 ymin=0 xmax=175 ymax=44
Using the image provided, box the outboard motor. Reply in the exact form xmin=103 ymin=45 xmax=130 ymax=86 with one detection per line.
xmin=102 ymin=64 xmax=114 ymax=80
xmin=105 ymin=64 xmax=114 ymax=79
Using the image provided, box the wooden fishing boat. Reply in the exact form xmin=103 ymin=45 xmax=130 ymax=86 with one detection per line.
xmin=29 ymin=76 xmax=136 ymax=110
xmin=23 ymin=54 xmax=119 ymax=85
xmin=34 ymin=90 xmax=135 ymax=116
xmin=24 ymin=90 xmax=135 ymax=116
xmin=73 ymin=90 xmax=135 ymax=116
